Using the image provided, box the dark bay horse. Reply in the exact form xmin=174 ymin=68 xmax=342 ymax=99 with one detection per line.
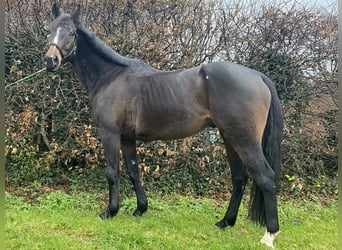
xmin=44 ymin=4 xmax=283 ymax=248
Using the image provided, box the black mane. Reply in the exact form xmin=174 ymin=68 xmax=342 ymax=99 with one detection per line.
xmin=76 ymin=24 xmax=131 ymax=67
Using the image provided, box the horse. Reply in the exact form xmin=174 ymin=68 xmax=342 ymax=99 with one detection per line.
xmin=44 ymin=4 xmax=283 ymax=248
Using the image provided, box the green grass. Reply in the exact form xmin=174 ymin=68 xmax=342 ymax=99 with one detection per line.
xmin=5 ymin=190 xmax=337 ymax=249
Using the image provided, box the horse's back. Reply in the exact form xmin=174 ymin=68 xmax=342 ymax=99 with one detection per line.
xmin=201 ymin=61 xmax=270 ymax=99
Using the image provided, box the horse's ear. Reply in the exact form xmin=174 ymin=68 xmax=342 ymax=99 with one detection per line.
xmin=72 ymin=4 xmax=81 ymax=24
xmin=52 ymin=3 xmax=61 ymax=18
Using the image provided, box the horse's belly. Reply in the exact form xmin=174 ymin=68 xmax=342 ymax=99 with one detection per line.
xmin=135 ymin=114 xmax=212 ymax=141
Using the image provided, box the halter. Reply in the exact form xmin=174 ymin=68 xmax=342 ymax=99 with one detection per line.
xmin=48 ymin=32 xmax=77 ymax=63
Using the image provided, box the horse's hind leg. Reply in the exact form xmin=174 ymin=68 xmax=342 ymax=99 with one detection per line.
xmin=216 ymin=142 xmax=248 ymax=228
xmin=215 ymin=128 xmax=279 ymax=247
xmin=121 ymin=139 xmax=148 ymax=216
xmin=237 ymin=144 xmax=279 ymax=248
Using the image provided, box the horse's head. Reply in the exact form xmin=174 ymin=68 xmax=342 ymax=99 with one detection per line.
xmin=44 ymin=3 xmax=80 ymax=71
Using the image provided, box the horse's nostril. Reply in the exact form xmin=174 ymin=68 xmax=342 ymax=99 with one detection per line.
xmin=52 ymin=55 xmax=59 ymax=64
xmin=44 ymin=55 xmax=59 ymax=70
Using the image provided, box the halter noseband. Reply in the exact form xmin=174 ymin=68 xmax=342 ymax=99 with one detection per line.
xmin=48 ymin=33 xmax=77 ymax=63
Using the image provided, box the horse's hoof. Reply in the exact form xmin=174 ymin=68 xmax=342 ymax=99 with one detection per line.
xmin=260 ymin=230 xmax=280 ymax=249
xmin=99 ymin=208 xmax=115 ymax=220
xmin=132 ymin=209 xmax=144 ymax=217
xmin=132 ymin=204 xmax=148 ymax=217
xmin=99 ymin=211 xmax=109 ymax=220
xmin=213 ymin=224 xmax=223 ymax=231
xmin=215 ymin=220 xmax=228 ymax=229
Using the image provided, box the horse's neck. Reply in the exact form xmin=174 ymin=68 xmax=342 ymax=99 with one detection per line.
xmin=70 ymin=38 xmax=125 ymax=95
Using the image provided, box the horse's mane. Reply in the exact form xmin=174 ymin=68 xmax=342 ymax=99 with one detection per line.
xmin=76 ymin=24 xmax=131 ymax=67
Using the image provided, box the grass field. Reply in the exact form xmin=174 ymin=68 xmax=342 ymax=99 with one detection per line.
xmin=5 ymin=190 xmax=337 ymax=249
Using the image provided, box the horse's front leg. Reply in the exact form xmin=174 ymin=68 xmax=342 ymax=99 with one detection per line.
xmin=121 ymin=139 xmax=148 ymax=216
xmin=98 ymin=127 xmax=121 ymax=220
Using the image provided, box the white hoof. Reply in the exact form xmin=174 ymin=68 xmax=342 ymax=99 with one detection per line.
xmin=260 ymin=230 xmax=280 ymax=248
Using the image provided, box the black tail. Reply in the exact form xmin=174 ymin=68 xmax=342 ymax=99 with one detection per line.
xmin=248 ymin=75 xmax=284 ymax=226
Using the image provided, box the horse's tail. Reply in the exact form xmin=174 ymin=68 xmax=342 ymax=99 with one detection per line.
xmin=248 ymin=75 xmax=284 ymax=226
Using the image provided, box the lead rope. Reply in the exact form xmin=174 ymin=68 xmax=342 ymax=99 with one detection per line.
xmin=5 ymin=68 xmax=46 ymax=89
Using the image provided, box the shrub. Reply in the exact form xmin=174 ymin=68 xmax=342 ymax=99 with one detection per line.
xmin=5 ymin=0 xmax=337 ymax=199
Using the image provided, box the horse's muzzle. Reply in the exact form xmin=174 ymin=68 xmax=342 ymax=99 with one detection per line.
xmin=44 ymin=44 xmax=63 ymax=71
xmin=44 ymin=54 xmax=60 ymax=71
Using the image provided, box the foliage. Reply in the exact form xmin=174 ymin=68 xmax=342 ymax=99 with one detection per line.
xmin=5 ymin=190 xmax=338 ymax=249
xmin=5 ymin=0 xmax=337 ymax=198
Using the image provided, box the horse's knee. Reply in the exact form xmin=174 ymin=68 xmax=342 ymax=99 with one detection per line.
xmin=106 ymin=166 xmax=119 ymax=184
